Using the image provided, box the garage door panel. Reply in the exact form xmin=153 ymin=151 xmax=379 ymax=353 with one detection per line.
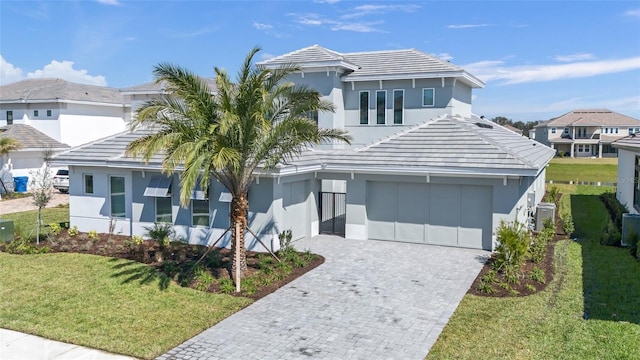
xmin=459 ymin=186 xmax=492 ymax=249
xmin=367 ymin=182 xmax=396 ymax=241
xmin=283 ymin=181 xmax=307 ymax=240
xmin=396 ymin=183 xmax=426 ymax=243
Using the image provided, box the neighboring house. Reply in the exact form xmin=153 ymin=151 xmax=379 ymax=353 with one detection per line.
xmin=0 ymin=78 xmax=131 ymax=147
xmin=52 ymin=45 xmax=555 ymax=252
xmin=120 ymin=79 xmax=217 ymax=114
xmin=613 ymin=135 xmax=640 ymax=213
xmin=528 ymin=127 xmax=536 ymax=140
xmin=534 ymin=109 xmax=640 ymax=158
xmin=0 ymin=124 xmax=69 ymax=183
xmin=503 ymin=124 xmax=523 ymax=135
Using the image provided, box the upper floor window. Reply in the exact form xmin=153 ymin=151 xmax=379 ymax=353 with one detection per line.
xmin=376 ymin=90 xmax=386 ymax=125
xmin=359 ymin=91 xmax=369 ymax=125
xmin=6 ymin=111 xmax=13 ymax=125
xmin=615 ymin=128 xmax=619 ymax=134
xmin=305 ymin=110 xmax=318 ymax=124
xmin=393 ymin=90 xmax=403 ymax=125
xmin=551 ymin=127 xmax=556 ymax=134
xmin=563 ymin=127 xmax=569 ymax=134
xmin=33 ymin=110 xmax=39 ymax=117
xmin=46 ymin=110 xmax=52 ymax=117
xmin=110 ymin=176 xmax=126 ymax=218
xmin=629 ymin=128 xmax=634 ymax=135
xmin=422 ymin=88 xmax=435 ymax=107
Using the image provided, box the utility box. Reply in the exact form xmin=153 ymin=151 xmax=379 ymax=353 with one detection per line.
xmin=0 ymin=219 xmax=14 ymax=243
xmin=621 ymin=213 xmax=640 ymax=246
xmin=536 ymin=202 xmax=556 ymax=231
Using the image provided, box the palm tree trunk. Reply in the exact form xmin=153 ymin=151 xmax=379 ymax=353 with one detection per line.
xmin=230 ymin=193 xmax=248 ymax=285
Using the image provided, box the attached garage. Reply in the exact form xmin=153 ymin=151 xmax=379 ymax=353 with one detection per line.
xmin=282 ymin=180 xmax=308 ymax=240
xmin=366 ymin=181 xmax=493 ymax=250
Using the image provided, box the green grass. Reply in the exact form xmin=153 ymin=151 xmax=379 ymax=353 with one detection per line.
xmin=0 ymin=252 xmax=252 ymax=359
xmin=0 ymin=206 xmax=69 ymax=239
xmin=547 ymin=158 xmax=618 ymax=183
xmin=427 ymin=185 xmax=640 ymax=360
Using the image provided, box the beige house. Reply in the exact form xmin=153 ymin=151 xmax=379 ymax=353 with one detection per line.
xmin=534 ymin=109 xmax=640 ymax=158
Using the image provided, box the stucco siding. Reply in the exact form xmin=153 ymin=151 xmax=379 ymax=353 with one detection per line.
xmin=617 ymin=148 xmax=637 ymax=213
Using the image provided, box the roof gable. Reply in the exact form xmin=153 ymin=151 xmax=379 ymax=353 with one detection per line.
xmin=546 ymin=109 xmax=640 ymax=127
xmin=0 ymin=124 xmax=69 ymax=149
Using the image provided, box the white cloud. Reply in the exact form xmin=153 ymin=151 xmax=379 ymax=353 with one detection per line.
xmin=342 ymin=4 xmax=421 ymax=19
xmin=0 ymin=56 xmax=24 ymax=85
xmin=253 ymin=22 xmax=273 ymax=31
xmin=289 ymin=12 xmax=386 ymax=33
xmin=434 ymin=52 xmax=453 ymax=61
xmin=27 ymin=60 xmax=107 ymax=86
xmin=624 ymin=9 xmax=640 ymax=17
xmin=331 ymin=22 xmax=384 ymax=33
xmin=447 ymin=24 xmax=491 ymax=29
xmin=97 ymin=0 xmax=122 ymax=5
xmin=553 ymin=53 xmax=596 ymax=62
xmin=465 ymin=57 xmax=640 ymax=85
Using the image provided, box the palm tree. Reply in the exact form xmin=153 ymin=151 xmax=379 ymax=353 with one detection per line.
xmin=0 ymin=137 xmax=20 ymax=156
xmin=126 ymin=47 xmax=351 ymax=288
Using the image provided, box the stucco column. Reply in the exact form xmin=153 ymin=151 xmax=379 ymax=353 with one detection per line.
xmin=570 ymin=143 xmax=575 ymax=157
xmin=599 ymin=143 xmax=603 ymax=158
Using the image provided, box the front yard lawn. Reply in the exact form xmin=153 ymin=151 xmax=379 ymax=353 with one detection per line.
xmin=0 ymin=252 xmax=252 ymax=359
xmin=427 ymin=185 xmax=640 ymax=359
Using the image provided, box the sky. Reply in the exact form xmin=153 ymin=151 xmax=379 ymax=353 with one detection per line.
xmin=1 ymin=0 xmax=639 ymax=122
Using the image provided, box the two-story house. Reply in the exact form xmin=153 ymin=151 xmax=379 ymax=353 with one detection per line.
xmin=0 ymin=78 xmax=131 ymax=147
xmin=52 ymin=45 xmax=554 ymax=252
xmin=534 ymin=109 xmax=640 ymax=158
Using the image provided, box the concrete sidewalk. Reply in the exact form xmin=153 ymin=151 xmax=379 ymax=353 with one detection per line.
xmin=0 ymin=328 xmax=136 ymax=360
xmin=0 ymin=192 xmax=69 ymax=215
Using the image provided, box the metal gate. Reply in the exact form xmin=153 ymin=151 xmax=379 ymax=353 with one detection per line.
xmin=319 ymin=192 xmax=346 ymax=236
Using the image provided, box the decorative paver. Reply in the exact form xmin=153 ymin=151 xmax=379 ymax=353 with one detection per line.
xmin=158 ymin=235 xmax=488 ymax=360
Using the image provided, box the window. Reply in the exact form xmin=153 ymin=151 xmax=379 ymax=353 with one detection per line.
xmin=629 ymin=128 xmax=634 ymax=135
xmin=84 ymin=174 xmax=94 ymax=194
xmin=359 ymin=91 xmax=369 ymax=125
xmin=635 ymin=156 xmax=640 ymax=211
xmin=551 ymin=127 xmax=556 ymax=134
xmin=564 ymin=127 xmax=569 ymax=135
xmin=156 ymin=197 xmax=172 ymax=223
xmin=376 ymin=90 xmax=386 ymax=125
xmin=393 ymin=90 xmax=403 ymax=125
xmin=6 ymin=111 xmax=13 ymax=125
xmin=33 ymin=110 xmax=39 ymax=117
xmin=615 ymin=128 xmax=619 ymax=134
xmin=110 ymin=176 xmax=125 ymax=218
xmin=422 ymin=88 xmax=435 ymax=107
xmin=192 ymin=199 xmax=209 ymax=227
xmin=305 ymin=110 xmax=318 ymax=124
xmin=46 ymin=110 xmax=52 ymax=117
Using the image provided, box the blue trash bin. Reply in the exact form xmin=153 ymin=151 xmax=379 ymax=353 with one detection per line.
xmin=13 ymin=176 xmax=28 ymax=192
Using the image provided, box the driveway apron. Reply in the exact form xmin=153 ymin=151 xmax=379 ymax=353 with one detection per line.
xmin=158 ymin=235 xmax=488 ymax=360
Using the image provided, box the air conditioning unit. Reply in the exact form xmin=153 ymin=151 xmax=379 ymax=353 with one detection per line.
xmin=621 ymin=213 xmax=640 ymax=246
xmin=0 ymin=219 xmax=14 ymax=243
xmin=536 ymin=202 xmax=556 ymax=231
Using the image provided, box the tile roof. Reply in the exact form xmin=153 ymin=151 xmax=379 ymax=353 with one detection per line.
xmin=544 ymin=109 xmax=640 ymax=127
xmin=0 ymin=78 xmax=125 ymax=105
xmin=258 ymin=45 xmax=484 ymax=87
xmin=0 ymin=124 xmax=69 ymax=150
xmin=121 ymin=79 xmax=218 ymax=94
xmin=56 ymin=114 xmax=553 ymax=177
xmin=613 ymin=134 xmax=640 ymax=150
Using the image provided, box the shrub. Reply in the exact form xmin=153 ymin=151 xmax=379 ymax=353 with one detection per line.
xmin=600 ymin=219 xmax=621 ymax=246
xmin=529 ymin=267 xmax=546 ymax=283
xmin=547 ymin=186 xmax=560 ymax=206
xmin=241 ymin=277 xmax=257 ymax=295
xmin=600 ymin=192 xmax=628 ymax=229
xmin=68 ymin=226 xmax=79 ymax=237
xmin=562 ymin=212 xmax=575 ymax=237
xmin=218 ymin=278 xmax=235 ymax=294
xmin=48 ymin=223 xmax=62 ymax=235
xmin=5 ymin=236 xmax=49 ymax=255
xmin=481 ymin=270 xmax=497 ymax=283
xmin=628 ymin=231 xmax=639 ymax=260
xmin=88 ymin=230 xmax=99 ymax=240
xmin=492 ymin=220 xmax=530 ymax=279
xmin=278 ymin=230 xmax=293 ymax=252
xmin=543 ymin=217 xmax=555 ymax=233
xmin=477 ymin=281 xmax=494 ymax=294
xmin=193 ymin=265 xmax=214 ymax=292
xmin=144 ymin=223 xmax=174 ymax=250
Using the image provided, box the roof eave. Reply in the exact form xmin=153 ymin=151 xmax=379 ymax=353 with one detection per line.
xmin=342 ymin=71 xmax=485 ymax=88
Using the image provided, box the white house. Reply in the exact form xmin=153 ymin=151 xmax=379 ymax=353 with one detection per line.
xmin=52 ymin=45 xmax=555 ymax=252
xmin=613 ymin=135 xmax=640 ymax=213
xmin=534 ymin=109 xmax=640 ymax=158
xmin=0 ymin=78 xmax=131 ymax=147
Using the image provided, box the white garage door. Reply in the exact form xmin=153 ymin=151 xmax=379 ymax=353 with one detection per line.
xmin=366 ymin=181 xmax=492 ymax=250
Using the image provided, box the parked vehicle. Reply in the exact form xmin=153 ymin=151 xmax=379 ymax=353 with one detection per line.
xmin=53 ymin=168 xmax=69 ymax=193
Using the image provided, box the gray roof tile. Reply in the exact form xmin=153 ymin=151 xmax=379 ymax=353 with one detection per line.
xmin=545 ymin=109 xmax=640 ymax=127
xmin=0 ymin=124 xmax=69 ymax=149
xmin=121 ymin=79 xmax=218 ymax=94
xmin=0 ymin=78 xmax=125 ymax=104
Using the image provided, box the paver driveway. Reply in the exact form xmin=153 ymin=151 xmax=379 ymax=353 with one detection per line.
xmin=158 ymin=235 xmax=488 ymax=360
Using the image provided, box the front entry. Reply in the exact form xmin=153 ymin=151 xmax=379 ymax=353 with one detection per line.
xmin=319 ymin=192 xmax=346 ymax=236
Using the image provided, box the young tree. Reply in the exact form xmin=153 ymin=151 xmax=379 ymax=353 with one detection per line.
xmin=126 ymin=47 xmax=351 ymax=290
xmin=30 ymin=161 xmax=54 ymax=244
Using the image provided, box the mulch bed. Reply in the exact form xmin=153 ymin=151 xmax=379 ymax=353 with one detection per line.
xmin=3 ymin=230 xmax=324 ymax=301
xmin=468 ymin=194 xmax=569 ymax=297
